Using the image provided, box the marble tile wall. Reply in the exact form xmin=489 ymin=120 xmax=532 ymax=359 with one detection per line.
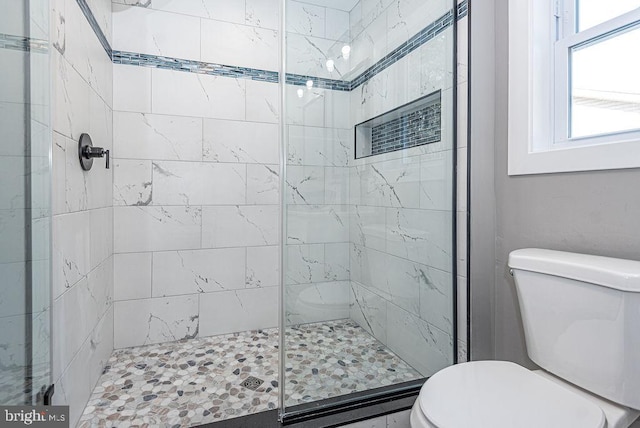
xmin=49 ymin=0 xmax=114 ymax=425
xmin=347 ymin=0 xmax=462 ymax=377
xmin=111 ymin=0 xmax=286 ymax=349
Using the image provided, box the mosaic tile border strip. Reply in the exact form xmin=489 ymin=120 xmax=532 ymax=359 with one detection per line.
xmin=80 ymin=0 xmax=468 ymax=92
xmin=370 ymin=102 xmax=442 ymax=156
xmin=0 ymin=33 xmax=48 ymax=53
xmin=75 ymin=0 xmax=112 ymax=57
xmin=113 ymin=51 xmax=280 ymax=82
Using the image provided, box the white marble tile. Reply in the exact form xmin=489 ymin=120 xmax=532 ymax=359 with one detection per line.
xmin=418 ymin=265 xmax=454 ymax=334
xmin=113 ymin=159 xmax=153 ymax=206
xmin=114 ymin=295 xmax=199 ymax=348
xmin=420 ymin=149 xmax=454 ymax=211
xmin=113 ymin=112 xmax=203 ymax=162
xmin=152 ymin=161 xmax=246 ymax=206
xmin=349 ymin=281 xmax=387 ymax=343
xmin=286 ymin=281 xmax=350 ymax=325
xmin=201 ymin=20 xmax=279 ymax=71
xmin=245 ymin=0 xmax=279 ymax=30
xmin=286 ymin=165 xmax=325 ymax=205
xmin=324 ymin=89 xmax=351 ymax=129
xmin=53 ymin=51 xmax=90 ymax=140
xmin=247 ymin=164 xmax=279 ymax=205
xmin=350 ymin=245 xmax=420 ymax=317
xmin=152 ymin=0 xmax=245 ymax=24
xmin=287 ymin=1 xmax=325 ymax=37
xmin=89 ymin=207 xmax=113 ymax=270
xmin=201 ymin=205 xmax=279 ymax=248
xmin=113 ymin=252 xmax=152 ymax=301
xmin=52 ymin=211 xmax=91 ymax=299
xmin=325 ymin=8 xmax=349 ymax=41
xmin=386 ymin=303 xmax=453 ymax=377
xmin=86 ymin=0 xmax=113 ymax=41
xmin=286 ymin=34 xmax=339 ymax=80
xmin=386 ymin=0 xmax=449 ymax=54
xmin=385 ymin=207 xmax=452 ymax=272
xmin=53 ymin=260 xmax=112 ymax=380
xmin=86 ymin=307 xmax=114 ymax=403
xmin=286 ymin=244 xmax=325 ymax=285
xmin=152 ymin=248 xmax=246 ymax=296
xmin=285 ymin=85 xmax=325 ymax=127
xmin=112 ymin=3 xmax=200 ymax=59
xmin=324 ymin=167 xmax=350 ymax=205
xmin=113 ymin=64 xmax=151 ymax=113
xmin=52 ymin=334 xmax=91 ymax=426
xmin=287 ymin=205 xmax=349 ymax=244
xmin=113 ymin=206 xmax=202 ymax=253
xmin=246 ymin=80 xmax=279 ymax=123
xmin=152 ymin=68 xmax=246 ymax=120
xmin=52 ymin=133 xmax=67 ymax=215
xmin=351 ymin=157 xmax=421 ymax=209
xmin=199 ymin=287 xmax=278 ymax=336
xmin=287 ymin=126 xmax=352 ymax=167
xmin=246 ymin=245 xmax=279 ymax=288
xmin=349 ymin=205 xmax=386 ymax=252
xmin=203 ymin=118 xmax=278 ymax=164
xmin=324 ymin=242 xmax=350 ymax=281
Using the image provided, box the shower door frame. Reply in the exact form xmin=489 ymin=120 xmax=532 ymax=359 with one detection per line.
xmin=277 ymin=0 xmax=465 ymax=423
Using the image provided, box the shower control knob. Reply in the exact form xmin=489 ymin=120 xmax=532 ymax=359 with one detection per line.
xmin=78 ymin=133 xmax=110 ymax=171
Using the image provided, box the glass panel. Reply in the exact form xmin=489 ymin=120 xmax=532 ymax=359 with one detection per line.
xmin=570 ymin=24 xmax=640 ymax=138
xmin=577 ymin=0 xmax=640 ymax=32
xmin=282 ymin=0 xmax=456 ymax=415
xmin=0 ymin=0 xmax=52 ymax=405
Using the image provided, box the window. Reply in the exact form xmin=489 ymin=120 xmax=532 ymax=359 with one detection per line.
xmin=508 ymin=0 xmax=640 ymax=175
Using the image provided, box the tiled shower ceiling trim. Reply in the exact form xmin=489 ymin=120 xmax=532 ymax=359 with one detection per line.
xmin=0 ymin=33 xmax=48 ymax=53
xmin=80 ymin=0 xmax=468 ymax=92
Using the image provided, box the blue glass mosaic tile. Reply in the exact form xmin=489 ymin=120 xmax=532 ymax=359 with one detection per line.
xmin=0 ymin=33 xmax=48 ymax=53
xmin=113 ymin=51 xmax=280 ymax=83
xmin=370 ymin=103 xmax=441 ymax=156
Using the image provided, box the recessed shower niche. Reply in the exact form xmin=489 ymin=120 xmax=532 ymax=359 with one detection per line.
xmin=355 ymin=91 xmax=442 ymax=159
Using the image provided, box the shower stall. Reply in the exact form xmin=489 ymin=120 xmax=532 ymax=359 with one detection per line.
xmin=1 ymin=0 xmax=467 ymax=425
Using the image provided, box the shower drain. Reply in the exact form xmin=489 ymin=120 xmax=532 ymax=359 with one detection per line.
xmin=240 ymin=376 xmax=264 ymax=391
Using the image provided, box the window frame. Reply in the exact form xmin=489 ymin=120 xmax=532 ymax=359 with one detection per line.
xmin=508 ymin=0 xmax=640 ymax=175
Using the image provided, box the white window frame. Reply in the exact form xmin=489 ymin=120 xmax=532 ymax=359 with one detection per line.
xmin=508 ymin=1 xmax=640 ymax=175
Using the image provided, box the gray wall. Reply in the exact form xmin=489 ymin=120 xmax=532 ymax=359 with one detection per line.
xmin=491 ymin=0 xmax=640 ymax=370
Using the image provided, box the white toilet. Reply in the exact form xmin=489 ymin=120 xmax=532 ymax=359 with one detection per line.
xmin=410 ymin=248 xmax=640 ymax=428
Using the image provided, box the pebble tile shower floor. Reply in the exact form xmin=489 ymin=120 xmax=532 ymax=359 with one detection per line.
xmin=79 ymin=320 xmax=421 ymax=427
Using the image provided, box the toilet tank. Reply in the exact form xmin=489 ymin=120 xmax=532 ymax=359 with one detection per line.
xmin=508 ymin=249 xmax=640 ymax=410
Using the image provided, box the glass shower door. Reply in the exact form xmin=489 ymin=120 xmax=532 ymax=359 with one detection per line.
xmin=0 ymin=0 xmax=52 ymax=405
xmin=280 ymin=0 xmax=457 ymax=417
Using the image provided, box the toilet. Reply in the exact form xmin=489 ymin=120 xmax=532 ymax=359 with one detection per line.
xmin=410 ymin=248 xmax=640 ymax=428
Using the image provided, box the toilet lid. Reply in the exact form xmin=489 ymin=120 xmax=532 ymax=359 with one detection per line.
xmin=419 ymin=361 xmax=605 ymax=428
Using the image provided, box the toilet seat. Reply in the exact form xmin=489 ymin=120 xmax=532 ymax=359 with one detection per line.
xmin=416 ymin=361 xmax=606 ymax=428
